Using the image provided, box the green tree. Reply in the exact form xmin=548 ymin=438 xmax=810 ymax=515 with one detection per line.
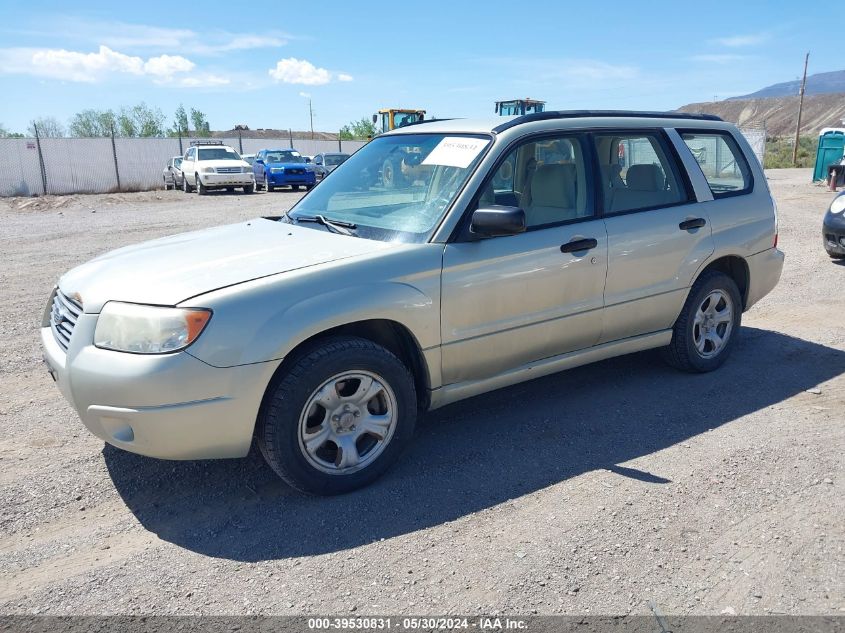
xmin=190 ymin=108 xmax=210 ymax=137
xmin=69 ymin=109 xmax=117 ymax=137
xmin=171 ymin=104 xmax=190 ymax=137
xmin=340 ymin=116 xmax=376 ymax=140
xmin=132 ymin=102 xmax=166 ymax=137
xmin=117 ymin=107 xmax=137 ymax=137
xmin=28 ymin=116 xmax=65 ymax=138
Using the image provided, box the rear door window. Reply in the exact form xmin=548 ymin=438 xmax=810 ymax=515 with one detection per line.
xmin=593 ymin=132 xmax=688 ymax=214
xmin=680 ymin=131 xmax=752 ymax=197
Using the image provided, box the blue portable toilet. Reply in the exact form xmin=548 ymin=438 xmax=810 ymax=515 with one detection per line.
xmin=813 ymin=129 xmax=845 ymax=181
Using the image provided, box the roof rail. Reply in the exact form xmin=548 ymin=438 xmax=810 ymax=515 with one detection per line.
xmin=493 ymin=110 xmax=723 ymax=133
xmin=190 ymin=139 xmax=224 ymax=146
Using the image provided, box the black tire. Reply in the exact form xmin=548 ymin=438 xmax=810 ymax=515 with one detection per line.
xmin=226 ymin=186 xmax=235 ymax=192
xmin=382 ymin=158 xmax=400 ymax=188
xmin=662 ymin=270 xmax=742 ymax=373
xmin=257 ymin=336 xmax=417 ymax=495
xmin=243 ymin=184 xmax=254 ymax=194
xmin=196 ymin=174 xmax=207 ymax=195
xmin=164 ymin=177 xmax=171 ymax=191
xmin=266 ymin=176 xmax=275 ymax=192
xmin=305 ymin=184 xmax=315 ymax=191
xmin=183 ymin=175 xmax=193 ymax=193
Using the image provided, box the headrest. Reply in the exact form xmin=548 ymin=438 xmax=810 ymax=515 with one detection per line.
xmin=625 ymin=164 xmax=664 ymax=191
xmin=531 ymin=164 xmax=576 ymax=207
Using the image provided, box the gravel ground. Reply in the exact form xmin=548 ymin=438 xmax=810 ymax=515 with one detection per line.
xmin=0 ymin=171 xmax=843 ymax=616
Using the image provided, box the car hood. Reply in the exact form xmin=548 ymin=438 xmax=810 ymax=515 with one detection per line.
xmin=59 ymin=219 xmax=392 ymax=312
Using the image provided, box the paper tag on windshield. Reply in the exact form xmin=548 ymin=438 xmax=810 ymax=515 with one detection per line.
xmin=422 ymin=137 xmax=487 ymax=168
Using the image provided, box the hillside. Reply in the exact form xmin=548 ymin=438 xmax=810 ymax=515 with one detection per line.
xmin=677 ymin=93 xmax=845 ymax=136
xmin=731 ymin=69 xmax=845 ymax=99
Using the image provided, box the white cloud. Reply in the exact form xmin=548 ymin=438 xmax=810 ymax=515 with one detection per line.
xmin=710 ymin=33 xmax=768 ymax=47
xmin=269 ymin=58 xmax=332 ymax=85
xmin=337 ymin=73 xmax=354 ymax=82
xmin=298 ymin=91 xmax=311 ymax=98
xmin=143 ymin=54 xmax=195 ymax=77
xmin=170 ymin=74 xmax=231 ymax=88
xmin=0 ymin=45 xmax=224 ymax=86
xmin=59 ymin=19 xmax=289 ymax=56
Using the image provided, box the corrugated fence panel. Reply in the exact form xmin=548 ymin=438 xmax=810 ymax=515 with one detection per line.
xmin=115 ymin=138 xmax=182 ymax=191
xmin=0 ymin=138 xmax=43 ymax=197
xmin=0 ymin=136 xmax=366 ymax=196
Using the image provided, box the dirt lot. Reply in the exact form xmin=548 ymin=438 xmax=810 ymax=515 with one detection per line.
xmin=0 ymin=171 xmax=843 ymax=616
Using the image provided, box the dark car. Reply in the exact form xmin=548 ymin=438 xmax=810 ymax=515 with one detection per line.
xmin=313 ymin=152 xmax=351 ymax=180
xmin=162 ymin=156 xmax=183 ymax=190
xmin=253 ymin=149 xmax=316 ymax=192
xmin=823 ymin=192 xmax=845 ymax=259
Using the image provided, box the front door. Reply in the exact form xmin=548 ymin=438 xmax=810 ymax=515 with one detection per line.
xmin=440 ymin=133 xmax=608 ymax=385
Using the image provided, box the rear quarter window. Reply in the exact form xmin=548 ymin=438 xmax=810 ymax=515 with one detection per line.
xmin=680 ymin=131 xmax=753 ymax=197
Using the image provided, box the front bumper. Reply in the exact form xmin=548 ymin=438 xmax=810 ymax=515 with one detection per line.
xmin=40 ymin=314 xmax=279 ymax=460
xmin=267 ymin=171 xmax=316 ymax=186
xmin=198 ymin=173 xmax=254 ymax=187
xmin=823 ymin=213 xmax=845 ymax=256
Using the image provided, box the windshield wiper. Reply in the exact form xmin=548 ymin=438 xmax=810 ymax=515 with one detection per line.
xmin=292 ymin=213 xmax=357 ymax=236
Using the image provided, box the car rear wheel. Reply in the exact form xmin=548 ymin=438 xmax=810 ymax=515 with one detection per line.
xmin=163 ymin=176 xmax=171 ymax=191
xmin=257 ymin=336 xmax=417 ymax=495
xmin=662 ymin=271 xmax=742 ymax=373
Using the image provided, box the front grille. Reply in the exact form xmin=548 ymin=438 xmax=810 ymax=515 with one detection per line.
xmin=51 ymin=289 xmax=82 ymax=352
xmin=288 ymin=168 xmax=305 ymax=175
xmin=216 ymin=167 xmax=241 ymax=174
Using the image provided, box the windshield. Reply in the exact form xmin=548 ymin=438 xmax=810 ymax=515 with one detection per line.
xmin=325 ymin=154 xmax=349 ymax=166
xmin=265 ymin=151 xmax=305 ymax=163
xmin=289 ymin=133 xmax=491 ymax=243
xmin=198 ymin=148 xmax=241 ymax=161
xmin=392 ymin=112 xmax=423 ymax=128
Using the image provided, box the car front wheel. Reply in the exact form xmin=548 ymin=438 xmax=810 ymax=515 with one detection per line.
xmin=257 ymin=337 xmax=417 ymax=495
xmin=196 ymin=174 xmax=208 ymax=195
xmin=662 ymin=271 xmax=742 ymax=373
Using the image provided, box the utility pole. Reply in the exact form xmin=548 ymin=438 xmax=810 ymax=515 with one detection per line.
xmin=792 ymin=52 xmax=809 ymax=167
xmin=308 ymin=98 xmax=314 ymax=140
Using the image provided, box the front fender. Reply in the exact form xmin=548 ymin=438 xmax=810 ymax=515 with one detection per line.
xmin=182 ymin=246 xmax=443 ymax=371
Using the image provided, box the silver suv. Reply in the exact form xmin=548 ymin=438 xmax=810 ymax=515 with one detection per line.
xmin=41 ymin=111 xmax=784 ymax=494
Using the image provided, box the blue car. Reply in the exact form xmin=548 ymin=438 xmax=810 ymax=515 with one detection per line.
xmin=253 ymin=148 xmax=317 ymax=192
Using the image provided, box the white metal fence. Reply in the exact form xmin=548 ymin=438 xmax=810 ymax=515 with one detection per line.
xmin=0 ymin=136 xmax=367 ymax=197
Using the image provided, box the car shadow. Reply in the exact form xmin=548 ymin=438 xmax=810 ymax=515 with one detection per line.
xmin=104 ymin=327 xmax=845 ymax=561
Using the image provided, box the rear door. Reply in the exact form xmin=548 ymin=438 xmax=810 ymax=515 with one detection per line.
xmin=594 ymin=129 xmax=714 ymax=343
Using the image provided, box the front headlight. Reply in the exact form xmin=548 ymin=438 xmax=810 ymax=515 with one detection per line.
xmin=94 ymin=302 xmax=212 ymax=354
xmin=830 ymin=194 xmax=845 ymax=215
xmin=242 ymin=166 xmax=251 ymax=173
xmin=202 ymin=166 xmax=216 ymax=174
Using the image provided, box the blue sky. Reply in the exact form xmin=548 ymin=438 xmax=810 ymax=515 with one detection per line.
xmin=0 ymin=1 xmax=836 ymax=134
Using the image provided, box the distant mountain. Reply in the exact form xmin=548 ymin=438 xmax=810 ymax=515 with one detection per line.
xmin=730 ymin=69 xmax=845 ymax=99
xmin=677 ymin=93 xmax=845 ymax=136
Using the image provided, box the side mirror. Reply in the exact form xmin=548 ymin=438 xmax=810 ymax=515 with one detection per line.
xmin=254 ymin=158 xmax=264 ymax=164
xmin=470 ymin=206 xmax=526 ymax=237
xmin=305 ymin=157 xmax=311 ymax=163
xmin=372 ymin=114 xmax=378 ymax=124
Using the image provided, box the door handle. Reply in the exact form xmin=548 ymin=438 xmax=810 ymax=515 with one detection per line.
xmin=560 ymin=237 xmax=598 ymax=253
xmin=679 ymin=217 xmax=706 ymax=231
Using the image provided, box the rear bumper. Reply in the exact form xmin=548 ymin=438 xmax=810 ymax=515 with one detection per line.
xmin=41 ymin=319 xmax=280 ymax=460
xmin=745 ymin=247 xmax=785 ymax=310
